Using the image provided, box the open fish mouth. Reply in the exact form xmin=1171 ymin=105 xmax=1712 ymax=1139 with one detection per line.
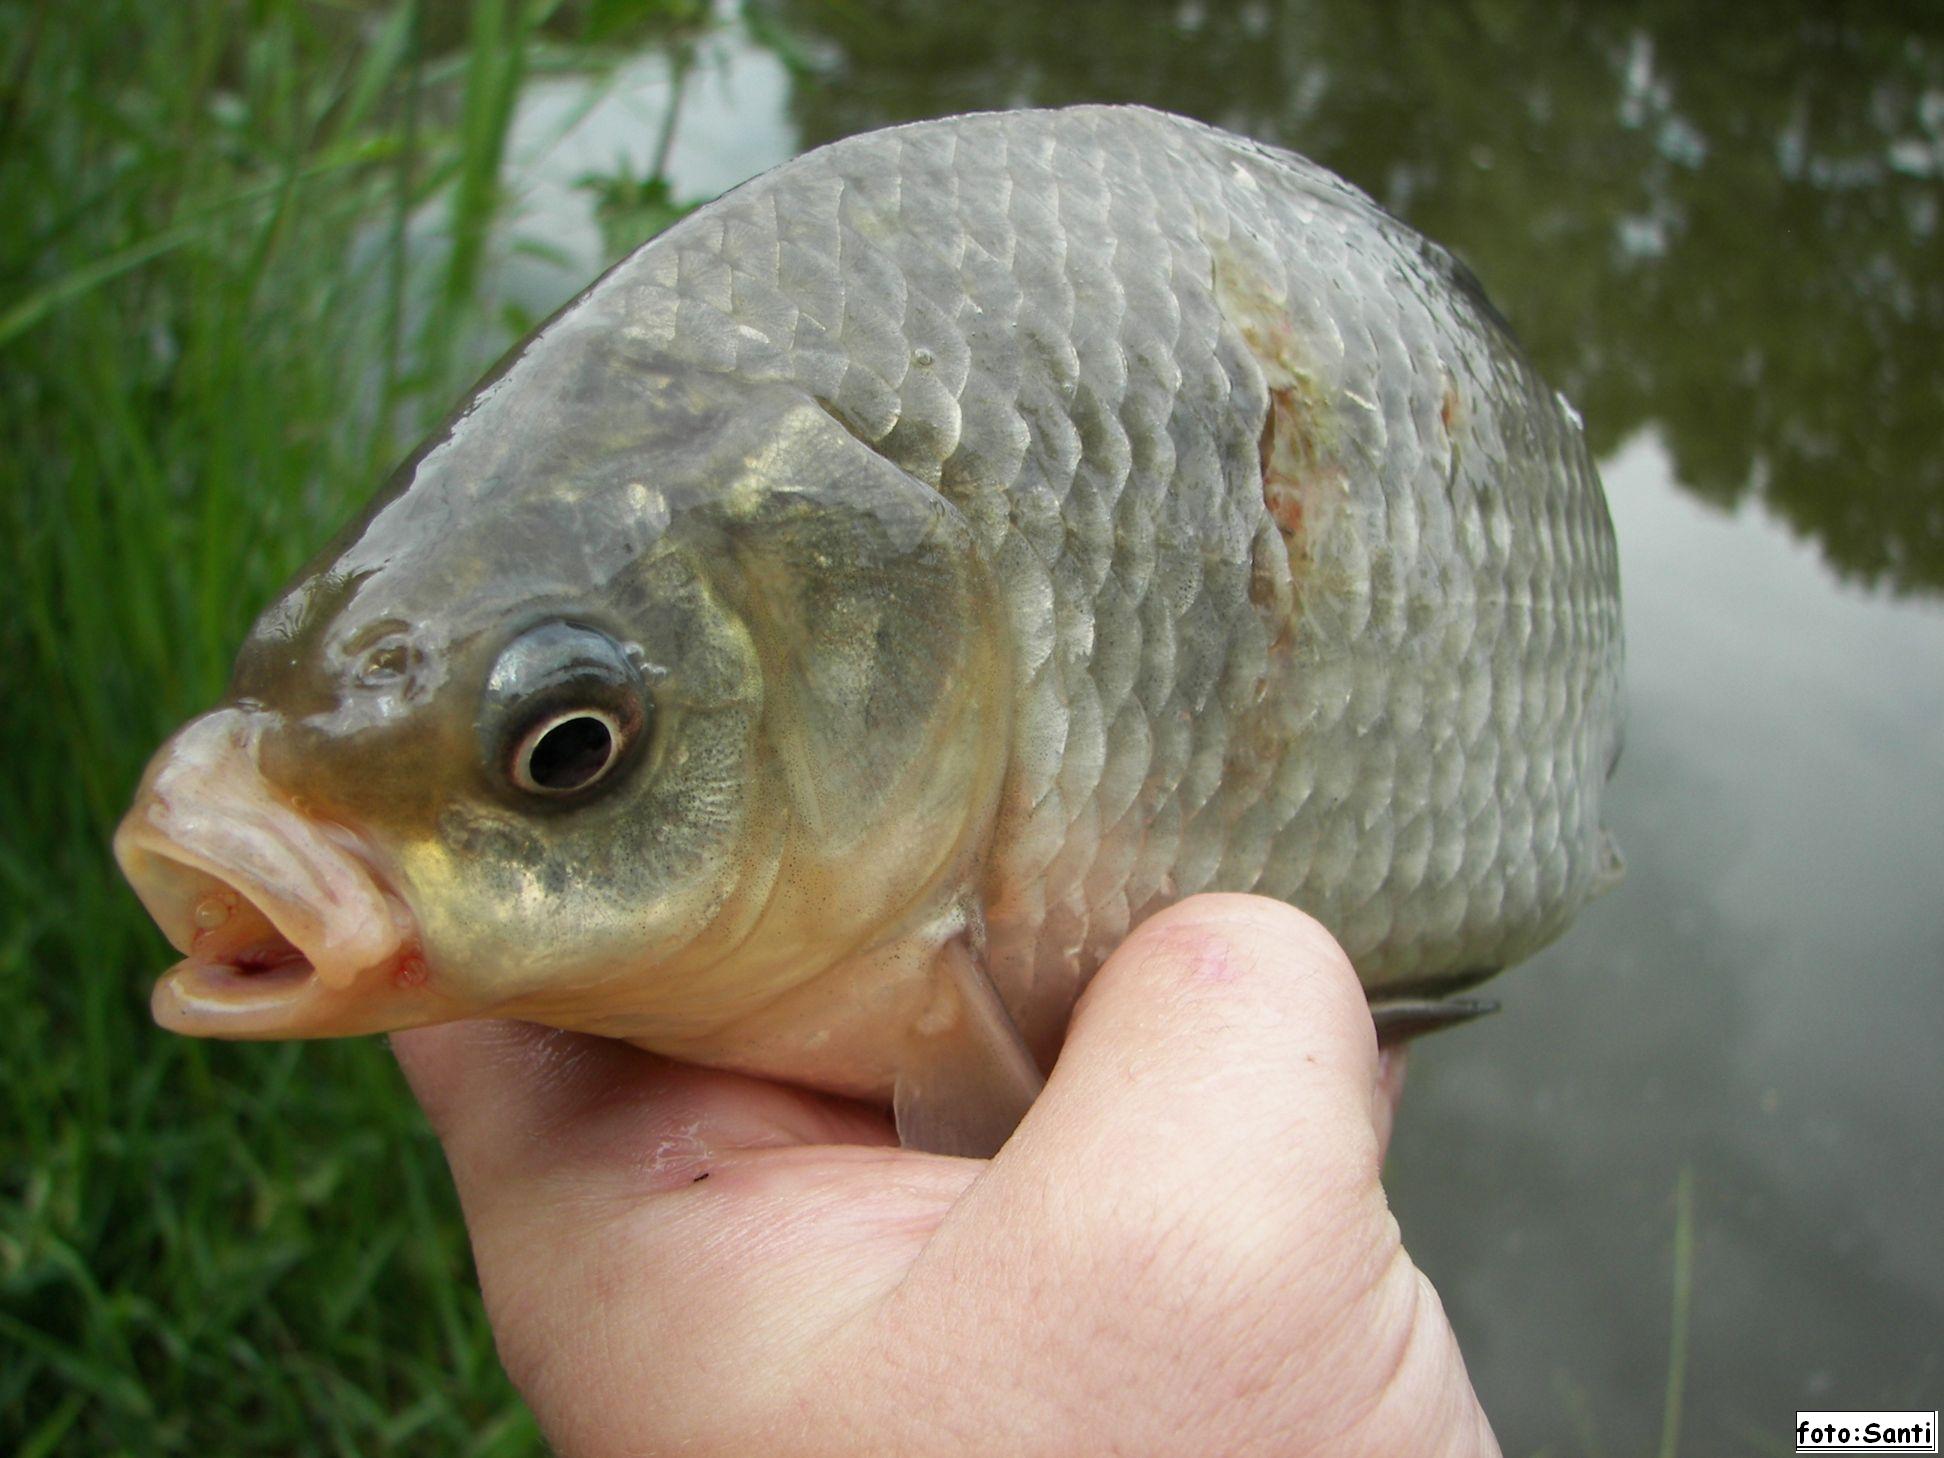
xmin=117 ymin=833 xmax=406 ymax=1036
xmin=114 ymin=708 xmax=437 ymax=1038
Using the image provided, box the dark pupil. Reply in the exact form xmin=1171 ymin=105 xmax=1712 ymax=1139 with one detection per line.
xmin=527 ymin=716 xmax=613 ymax=791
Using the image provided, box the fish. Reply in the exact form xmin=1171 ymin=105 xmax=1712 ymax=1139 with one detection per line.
xmin=115 ymin=105 xmax=1624 ymax=1157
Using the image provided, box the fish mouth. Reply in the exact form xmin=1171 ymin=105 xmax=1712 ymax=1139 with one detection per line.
xmin=115 ymin=708 xmax=445 ymax=1039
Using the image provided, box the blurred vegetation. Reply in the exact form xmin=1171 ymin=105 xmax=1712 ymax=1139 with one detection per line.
xmin=0 ymin=0 xmax=703 ymax=1451
xmin=2 ymin=0 xmax=1938 ymax=1452
xmin=762 ymin=0 xmax=1944 ymax=596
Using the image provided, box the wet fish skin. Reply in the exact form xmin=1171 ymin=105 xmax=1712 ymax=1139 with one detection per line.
xmin=115 ymin=106 xmax=1623 ymax=1156
xmin=604 ymin=104 xmax=1623 ymax=1053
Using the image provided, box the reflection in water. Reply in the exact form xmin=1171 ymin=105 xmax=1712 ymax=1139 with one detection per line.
xmin=437 ymin=18 xmax=797 ymax=343
xmin=761 ymin=0 xmax=1944 ymax=597
xmin=1392 ymin=434 xmax=1944 ymax=1451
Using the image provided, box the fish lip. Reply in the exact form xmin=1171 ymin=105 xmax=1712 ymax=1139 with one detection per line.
xmin=118 ymin=820 xmax=416 ymax=1038
xmin=114 ymin=708 xmax=428 ymax=1039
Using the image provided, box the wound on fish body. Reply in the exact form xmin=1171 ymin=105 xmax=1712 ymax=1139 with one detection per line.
xmin=115 ymin=106 xmax=1623 ymax=1158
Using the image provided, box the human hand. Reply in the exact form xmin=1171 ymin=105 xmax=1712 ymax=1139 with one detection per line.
xmin=393 ymin=894 xmax=1500 ymax=1457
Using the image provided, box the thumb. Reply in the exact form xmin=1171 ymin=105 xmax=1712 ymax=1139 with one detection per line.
xmin=1002 ymin=892 xmax=1396 ymax=1208
xmin=882 ymin=894 xmax=1487 ymax=1456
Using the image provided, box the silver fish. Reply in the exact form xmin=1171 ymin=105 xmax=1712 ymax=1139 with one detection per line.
xmin=116 ymin=106 xmax=1624 ymax=1155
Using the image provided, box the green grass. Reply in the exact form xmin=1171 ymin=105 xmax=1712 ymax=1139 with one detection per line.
xmin=0 ymin=2 xmax=708 ymax=1450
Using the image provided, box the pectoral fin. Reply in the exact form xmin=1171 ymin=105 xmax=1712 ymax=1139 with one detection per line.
xmin=1370 ymin=994 xmax=1499 ymax=1046
xmin=893 ymin=940 xmax=1045 ymax=1158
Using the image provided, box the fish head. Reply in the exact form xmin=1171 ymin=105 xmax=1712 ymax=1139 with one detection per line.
xmin=116 ymin=317 xmax=1008 ymax=1046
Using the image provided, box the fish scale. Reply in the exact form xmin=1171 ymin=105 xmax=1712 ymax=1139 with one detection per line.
xmin=585 ymin=105 xmax=1622 ymax=1055
xmin=117 ymin=106 xmax=1622 ymax=1155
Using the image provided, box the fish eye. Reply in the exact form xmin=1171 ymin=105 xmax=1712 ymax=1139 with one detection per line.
xmin=512 ymin=708 xmax=624 ymax=794
xmin=481 ymin=621 xmax=651 ymax=804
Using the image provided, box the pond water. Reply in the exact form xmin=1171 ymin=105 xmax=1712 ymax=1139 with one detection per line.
xmin=462 ymin=4 xmax=1943 ymax=1450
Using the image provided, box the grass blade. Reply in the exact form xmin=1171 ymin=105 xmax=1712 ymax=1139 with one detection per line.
xmin=1657 ymin=1167 xmax=1696 ymax=1458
